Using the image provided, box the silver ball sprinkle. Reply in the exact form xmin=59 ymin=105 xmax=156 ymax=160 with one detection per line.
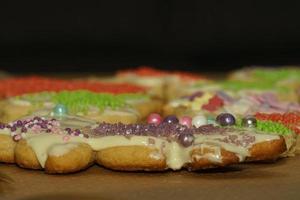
xmin=53 ymin=104 xmax=68 ymax=116
xmin=241 ymin=116 xmax=257 ymax=128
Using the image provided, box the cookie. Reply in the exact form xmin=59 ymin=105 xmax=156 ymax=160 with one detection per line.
xmin=164 ymin=88 xmax=300 ymax=119
xmin=116 ymin=66 xmax=206 ymax=101
xmin=0 ymin=91 xmax=160 ymax=124
xmin=0 ymin=116 xmax=287 ymax=173
xmin=228 ymin=67 xmax=300 ymax=101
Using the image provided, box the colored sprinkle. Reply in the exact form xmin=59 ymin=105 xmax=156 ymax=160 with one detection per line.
xmin=255 ymin=112 xmax=300 ymax=134
xmin=0 ymin=76 xmax=146 ymax=98
xmin=202 ymin=95 xmax=224 ymax=112
xmin=19 ymin=91 xmax=148 ymax=114
xmin=1 ymin=117 xmax=90 ymax=140
xmin=235 ymin=116 xmax=294 ymax=135
xmin=256 ymin=121 xmax=293 ymax=135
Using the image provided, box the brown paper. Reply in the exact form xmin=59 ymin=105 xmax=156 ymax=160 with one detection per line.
xmin=1 ymin=156 xmax=300 ymax=200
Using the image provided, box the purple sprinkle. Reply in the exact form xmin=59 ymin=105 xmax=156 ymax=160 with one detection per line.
xmin=65 ymin=128 xmax=72 ymax=133
xmin=10 ymin=126 xmax=17 ymax=132
xmin=40 ymin=124 xmax=47 ymax=129
xmin=33 ymin=116 xmax=41 ymax=121
xmin=21 ymin=127 xmax=27 ymax=133
xmin=16 ymin=120 xmax=23 ymax=127
xmin=74 ymin=129 xmax=81 ymax=136
xmin=0 ymin=123 xmax=5 ymax=129
xmin=187 ymin=91 xmax=203 ymax=101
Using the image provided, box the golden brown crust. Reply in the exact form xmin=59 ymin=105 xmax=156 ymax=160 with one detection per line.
xmin=186 ymin=147 xmax=240 ymax=170
xmin=96 ymin=146 xmax=167 ymax=171
xmin=45 ymin=143 xmax=95 ymax=174
xmin=1 ymin=132 xmax=289 ymax=173
xmin=0 ymin=135 xmax=16 ymax=163
xmin=14 ymin=140 xmax=42 ymax=169
xmin=247 ymin=137 xmax=287 ymax=161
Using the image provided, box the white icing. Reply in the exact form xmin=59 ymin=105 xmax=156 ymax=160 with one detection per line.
xmin=22 ymin=130 xmax=280 ymax=170
xmin=23 ymin=133 xmax=191 ymax=170
xmin=9 ymin=99 xmax=32 ymax=106
xmin=25 ymin=134 xmax=86 ymax=167
xmin=58 ymin=115 xmax=97 ymax=129
xmin=169 ymin=99 xmax=188 ymax=107
xmin=5 ymin=114 xmax=281 ymax=170
xmin=101 ymin=109 xmax=137 ymax=117
xmin=192 ymin=144 xmax=222 ymax=163
xmin=149 ymin=151 xmax=164 ymax=160
xmin=164 ymin=142 xmax=192 ymax=170
xmin=48 ymin=143 xmax=79 ymax=157
xmin=0 ymin=128 xmax=10 ymax=135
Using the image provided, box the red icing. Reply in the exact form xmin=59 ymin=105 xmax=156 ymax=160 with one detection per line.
xmin=255 ymin=112 xmax=300 ymax=134
xmin=202 ymin=95 xmax=224 ymax=112
xmin=118 ymin=66 xmax=167 ymax=77
xmin=117 ymin=66 xmax=206 ymax=81
xmin=0 ymin=76 xmax=146 ymax=98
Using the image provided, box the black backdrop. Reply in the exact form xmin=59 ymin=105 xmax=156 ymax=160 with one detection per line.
xmin=1 ymin=1 xmax=300 ymax=73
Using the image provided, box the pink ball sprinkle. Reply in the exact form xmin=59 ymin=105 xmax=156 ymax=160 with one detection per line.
xmin=12 ymin=134 xmax=22 ymax=142
xmin=179 ymin=116 xmax=192 ymax=128
xmin=62 ymin=135 xmax=70 ymax=142
xmin=147 ymin=113 xmax=162 ymax=125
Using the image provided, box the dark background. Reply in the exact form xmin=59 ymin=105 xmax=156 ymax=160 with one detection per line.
xmin=1 ymin=1 xmax=300 ymax=74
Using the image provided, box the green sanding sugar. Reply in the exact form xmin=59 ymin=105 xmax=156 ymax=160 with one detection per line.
xmin=235 ymin=119 xmax=293 ymax=135
xmin=193 ymin=68 xmax=300 ymax=92
xmin=255 ymin=120 xmax=293 ymax=135
xmin=18 ymin=90 xmax=148 ymax=113
xmin=252 ymin=68 xmax=300 ymax=83
xmin=219 ymin=80 xmax=275 ymax=91
xmin=194 ymin=79 xmax=288 ymax=93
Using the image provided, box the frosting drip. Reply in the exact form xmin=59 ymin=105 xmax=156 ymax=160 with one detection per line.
xmin=0 ymin=116 xmax=282 ymax=169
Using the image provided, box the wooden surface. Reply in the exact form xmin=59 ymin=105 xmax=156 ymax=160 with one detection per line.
xmin=0 ymin=156 xmax=300 ymax=200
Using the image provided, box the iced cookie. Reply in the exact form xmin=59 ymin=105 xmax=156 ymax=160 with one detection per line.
xmin=116 ymin=66 xmax=207 ymax=100
xmin=0 ymin=91 xmax=161 ymax=123
xmin=0 ymin=115 xmax=287 ymax=173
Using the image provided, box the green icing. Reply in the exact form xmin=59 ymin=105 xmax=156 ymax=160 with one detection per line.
xmin=193 ymin=68 xmax=299 ymax=93
xmin=235 ymin=119 xmax=293 ymax=135
xmin=255 ymin=120 xmax=293 ymax=135
xmin=252 ymin=68 xmax=300 ymax=83
xmin=194 ymin=79 xmax=288 ymax=93
xmin=218 ymin=80 xmax=275 ymax=91
xmin=18 ymin=90 xmax=148 ymax=113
